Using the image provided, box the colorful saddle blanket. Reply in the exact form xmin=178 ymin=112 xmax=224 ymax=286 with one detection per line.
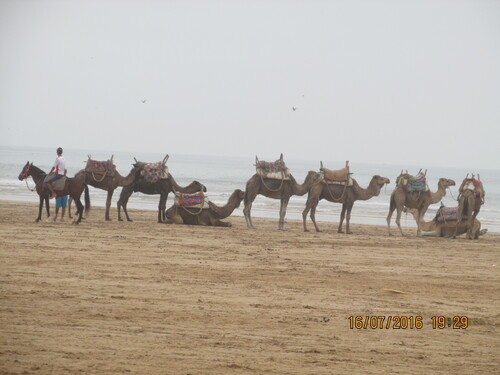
xmin=85 ymin=158 xmax=116 ymax=176
xmin=459 ymin=178 xmax=485 ymax=198
xmin=256 ymin=157 xmax=290 ymax=180
xmin=174 ymin=191 xmax=209 ymax=209
xmin=399 ymin=172 xmax=427 ymax=192
xmin=137 ymin=161 xmax=169 ymax=183
xmin=435 ymin=206 xmax=459 ymax=222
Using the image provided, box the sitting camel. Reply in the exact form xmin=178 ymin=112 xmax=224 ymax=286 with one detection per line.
xmin=405 ymin=208 xmax=486 ymax=239
xmin=244 ymin=154 xmax=319 ymax=230
xmin=454 ymin=175 xmax=485 ymax=239
xmin=386 ymin=176 xmax=456 ymax=236
xmin=164 ymin=189 xmax=245 ymax=227
xmin=302 ymin=174 xmax=390 ymax=234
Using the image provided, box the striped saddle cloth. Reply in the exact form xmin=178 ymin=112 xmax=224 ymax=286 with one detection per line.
xmin=174 ymin=191 xmax=208 ymax=209
xmin=399 ymin=172 xmax=427 ymax=192
xmin=435 ymin=206 xmax=459 ymax=222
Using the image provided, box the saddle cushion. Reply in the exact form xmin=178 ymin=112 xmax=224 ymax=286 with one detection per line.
xmin=436 ymin=206 xmax=459 ymax=222
xmin=137 ymin=161 xmax=169 ymax=183
xmin=399 ymin=172 xmax=427 ymax=192
xmin=321 ymin=166 xmax=349 ymax=182
xmin=52 ymin=176 xmax=67 ymax=190
xmin=256 ymin=159 xmax=290 ymax=180
xmin=85 ymin=159 xmax=116 ymax=176
xmin=322 ymin=174 xmax=353 ymax=186
xmin=174 ymin=191 xmax=208 ymax=208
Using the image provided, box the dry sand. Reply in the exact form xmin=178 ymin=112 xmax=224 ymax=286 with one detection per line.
xmin=0 ymin=200 xmax=499 ymax=374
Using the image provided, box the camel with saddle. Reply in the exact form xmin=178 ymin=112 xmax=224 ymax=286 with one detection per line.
xmin=244 ymin=154 xmax=319 ymax=230
xmin=303 ymin=161 xmax=390 ymax=233
xmin=405 ymin=205 xmax=486 ymax=239
xmin=116 ymin=155 xmax=207 ymax=223
xmin=386 ymin=169 xmax=455 ymax=236
xmin=69 ymin=155 xmax=142 ymax=221
xmin=454 ymin=174 xmax=485 ymax=239
xmin=165 ymin=189 xmax=245 ymax=227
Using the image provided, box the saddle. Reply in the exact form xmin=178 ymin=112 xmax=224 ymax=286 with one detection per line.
xmin=435 ymin=205 xmax=459 ymax=222
xmin=459 ymin=175 xmax=485 ymax=198
xmin=174 ymin=191 xmax=208 ymax=209
xmin=320 ymin=161 xmax=353 ymax=185
xmin=85 ymin=155 xmax=116 ymax=176
xmin=255 ymin=153 xmax=290 ymax=180
xmin=397 ymin=169 xmax=428 ymax=192
xmin=135 ymin=155 xmax=169 ymax=183
xmin=52 ymin=176 xmax=68 ymax=191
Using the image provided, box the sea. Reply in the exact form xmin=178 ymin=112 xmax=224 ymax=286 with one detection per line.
xmin=2 ymin=145 xmax=499 ymax=233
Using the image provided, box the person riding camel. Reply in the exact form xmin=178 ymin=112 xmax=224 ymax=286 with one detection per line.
xmin=44 ymin=147 xmax=66 ymax=199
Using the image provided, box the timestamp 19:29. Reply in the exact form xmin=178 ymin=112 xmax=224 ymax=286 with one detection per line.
xmin=348 ymin=316 xmax=469 ymax=329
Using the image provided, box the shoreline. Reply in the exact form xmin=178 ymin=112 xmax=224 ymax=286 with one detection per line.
xmin=1 ymin=200 xmax=499 ymax=374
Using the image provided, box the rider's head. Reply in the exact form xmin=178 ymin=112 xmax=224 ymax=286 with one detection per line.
xmin=57 ymin=147 xmax=63 ymax=156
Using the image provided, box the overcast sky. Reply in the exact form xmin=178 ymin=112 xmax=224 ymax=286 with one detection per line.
xmin=1 ymin=0 xmax=499 ymax=168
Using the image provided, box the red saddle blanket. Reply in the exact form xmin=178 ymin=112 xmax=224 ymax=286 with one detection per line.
xmin=137 ymin=161 xmax=169 ymax=183
xmin=85 ymin=158 xmax=116 ymax=176
xmin=174 ymin=191 xmax=208 ymax=208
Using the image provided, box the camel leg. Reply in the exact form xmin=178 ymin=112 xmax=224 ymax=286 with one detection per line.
xmin=308 ymin=199 xmax=321 ymax=233
xmin=394 ymin=206 xmax=406 ymax=237
xmin=302 ymin=196 xmax=313 ymax=232
xmin=416 ymin=209 xmax=425 ymax=237
xmin=243 ymin=193 xmax=257 ymax=229
xmin=278 ymin=197 xmax=290 ymax=231
xmin=105 ymin=189 xmax=113 ymax=221
xmin=386 ymin=196 xmax=396 ymax=236
xmin=158 ymin=193 xmax=168 ymax=223
xmin=344 ymin=202 xmax=354 ymax=234
xmin=338 ymin=204 xmax=347 ymax=233
xmin=117 ymin=186 xmax=134 ymax=222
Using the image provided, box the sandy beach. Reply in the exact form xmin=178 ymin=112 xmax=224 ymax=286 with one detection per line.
xmin=0 ymin=200 xmax=498 ymax=374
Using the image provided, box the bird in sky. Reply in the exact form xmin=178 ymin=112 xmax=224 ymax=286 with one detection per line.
xmin=141 ymin=99 xmax=147 ymax=103
xmin=292 ymin=107 xmax=297 ymax=111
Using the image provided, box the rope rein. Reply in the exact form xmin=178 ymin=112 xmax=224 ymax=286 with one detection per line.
xmin=259 ymin=173 xmax=285 ymax=192
xmin=324 ymin=178 xmax=348 ymax=202
xmin=91 ymin=170 xmax=108 ymax=183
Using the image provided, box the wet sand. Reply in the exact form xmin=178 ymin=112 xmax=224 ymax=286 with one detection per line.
xmin=0 ymin=200 xmax=499 ymax=374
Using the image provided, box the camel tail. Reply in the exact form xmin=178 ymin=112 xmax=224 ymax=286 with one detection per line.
xmin=84 ymin=184 xmax=91 ymax=214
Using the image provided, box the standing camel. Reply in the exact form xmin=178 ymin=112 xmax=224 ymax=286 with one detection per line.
xmin=117 ymin=156 xmax=206 ymax=222
xmin=70 ymin=156 xmax=142 ymax=221
xmin=165 ymin=189 xmax=245 ymax=227
xmin=302 ymin=175 xmax=390 ymax=234
xmin=386 ymin=177 xmax=456 ymax=236
xmin=18 ymin=162 xmax=90 ymax=224
xmin=243 ymin=155 xmax=319 ymax=230
xmin=454 ymin=175 xmax=484 ymax=239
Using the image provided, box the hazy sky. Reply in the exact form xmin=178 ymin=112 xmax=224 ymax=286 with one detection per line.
xmin=1 ymin=0 xmax=499 ymax=168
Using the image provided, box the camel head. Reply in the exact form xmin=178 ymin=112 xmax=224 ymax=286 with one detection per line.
xmin=191 ymin=181 xmax=207 ymax=193
xmin=231 ymin=189 xmax=245 ymax=207
xmin=371 ymin=175 xmax=391 ymax=187
xmin=438 ymin=178 xmax=456 ymax=189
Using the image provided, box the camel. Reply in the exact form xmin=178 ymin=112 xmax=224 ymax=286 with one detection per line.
xmin=165 ymin=189 xmax=245 ymax=227
xmin=386 ymin=177 xmax=456 ymax=236
xmin=454 ymin=176 xmax=484 ymax=240
xmin=70 ymin=156 xmax=142 ymax=221
xmin=406 ymin=208 xmax=486 ymax=239
xmin=244 ymin=167 xmax=319 ymax=230
xmin=302 ymin=175 xmax=390 ymax=234
xmin=117 ymin=171 xmax=207 ymax=223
